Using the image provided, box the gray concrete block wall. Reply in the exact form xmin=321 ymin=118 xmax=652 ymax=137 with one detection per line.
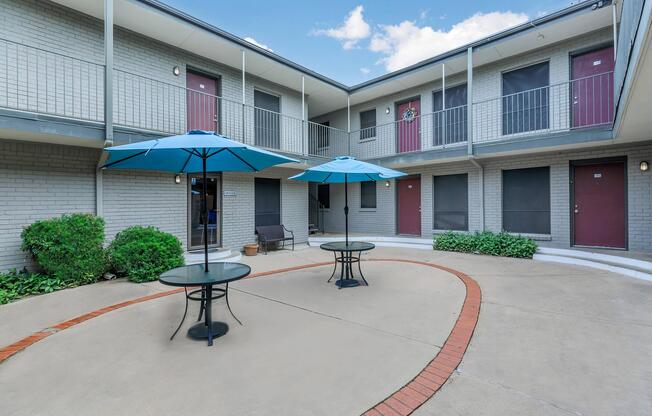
xmin=102 ymin=170 xmax=187 ymax=246
xmin=321 ymin=180 xmax=396 ymax=235
xmin=221 ymin=167 xmax=308 ymax=251
xmin=0 ymin=139 xmax=99 ymax=270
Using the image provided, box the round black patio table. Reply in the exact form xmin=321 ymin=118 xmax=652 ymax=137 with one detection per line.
xmin=159 ymin=262 xmax=250 ymax=346
xmin=320 ymin=241 xmax=375 ymax=288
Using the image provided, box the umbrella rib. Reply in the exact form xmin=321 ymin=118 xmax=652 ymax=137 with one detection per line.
xmin=321 ymin=172 xmax=333 ymax=183
xmin=101 ymin=150 xmax=148 ymax=169
xmin=206 ymin=148 xmax=227 ymax=159
xmin=179 ymin=152 xmax=193 ymax=173
xmin=226 ymin=148 xmax=258 ymax=171
xmin=364 ymin=173 xmax=376 ymax=182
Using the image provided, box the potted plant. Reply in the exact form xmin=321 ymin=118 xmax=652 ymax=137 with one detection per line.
xmin=244 ymin=243 xmax=258 ymax=256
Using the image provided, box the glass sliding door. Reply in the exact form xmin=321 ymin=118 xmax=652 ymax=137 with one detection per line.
xmin=502 ymin=62 xmax=550 ymax=135
xmin=189 ymin=174 xmax=221 ymax=249
xmin=254 ymin=89 xmax=281 ymax=149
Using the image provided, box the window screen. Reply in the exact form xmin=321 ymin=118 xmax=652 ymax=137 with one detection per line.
xmin=502 ymin=62 xmax=549 ymax=135
xmin=433 ymin=84 xmax=467 ymax=145
xmin=502 ymin=167 xmax=550 ymax=234
xmin=254 ymin=178 xmax=281 ymax=227
xmin=360 ymin=109 xmax=376 ymax=140
xmin=317 ymin=184 xmax=330 ymax=209
xmin=360 ymin=181 xmax=376 ymax=208
xmin=433 ymin=174 xmax=468 ymax=230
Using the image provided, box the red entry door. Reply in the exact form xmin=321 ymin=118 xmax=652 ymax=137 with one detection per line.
xmin=573 ymin=161 xmax=626 ymax=249
xmin=571 ymin=47 xmax=614 ymax=128
xmin=187 ymin=71 xmax=218 ymax=132
xmin=396 ymin=99 xmax=421 ymax=153
xmin=397 ymin=176 xmax=421 ymax=235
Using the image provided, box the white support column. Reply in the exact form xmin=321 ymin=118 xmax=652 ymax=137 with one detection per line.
xmin=347 ymin=95 xmax=351 ymax=155
xmin=442 ymin=63 xmax=446 ymax=145
xmin=241 ymin=50 xmax=246 ymax=142
xmin=466 ymin=47 xmax=473 ymax=155
xmin=104 ymin=0 xmax=113 ymax=146
xmin=301 ymin=75 xmax=305 ymax=155
xmin=241 ymin=50 xmax=246 ymax=104
xmin=612 ymin=1 xmax=618 ymax=60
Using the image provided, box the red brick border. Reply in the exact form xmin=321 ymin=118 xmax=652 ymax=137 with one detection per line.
xmin=0 ymin=259 xmax=480 ymax=415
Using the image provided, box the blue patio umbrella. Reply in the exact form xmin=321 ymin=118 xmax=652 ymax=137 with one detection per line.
xmin=102 ymin=130 xmax=298 ymax=271
xmin=289 ymin=156 xmax=406 ymax=245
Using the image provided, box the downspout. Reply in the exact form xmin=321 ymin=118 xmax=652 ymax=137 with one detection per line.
xmin=469 ymin=157 xmax=485 ymax=231
xmin=98 ymin=0 xmax=114 ymax=217
xmin=612 ymin=0 xmax=618 ymax=60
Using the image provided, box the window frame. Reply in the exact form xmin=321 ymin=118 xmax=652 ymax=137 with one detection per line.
xmin=359 ymin=109 xmax=377 ymax=141
xmin=501 ymin=166 xmax=551 ymax=235
xmin=432 ymin=173 xmax=468 ymax=231
xmin=360 ymin=181 xmax=377 ymax=209
xmin=501 ymin=60 xmax=551 ymax=136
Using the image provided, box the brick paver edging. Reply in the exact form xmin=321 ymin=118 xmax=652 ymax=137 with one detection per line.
xmin=0 ymin=259 xmax=481 ymax=415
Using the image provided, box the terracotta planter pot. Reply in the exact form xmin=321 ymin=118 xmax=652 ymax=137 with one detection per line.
xmin=244 ymin=244 xmax=258 ymax=256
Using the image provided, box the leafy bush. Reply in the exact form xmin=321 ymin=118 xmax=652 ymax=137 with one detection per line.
xmin=108 ymin=226 xmax=184 ymax=283
xmin=434 ymin=231 xmax=537 ymax=258
xmin=21 ymin=214 xmax=107 ymax=285
xmin=0 ymin=268 xmax=67 ymax=304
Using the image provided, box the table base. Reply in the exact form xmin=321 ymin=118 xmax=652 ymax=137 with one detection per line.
xmin=335 ymin=278 xmax=361 ymax=288
xmin=187 ymin=321 xmax=229 ymax=341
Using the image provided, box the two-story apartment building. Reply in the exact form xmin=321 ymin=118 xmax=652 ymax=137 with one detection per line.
xmin=0 ymin=0 xmax=650 ymax=271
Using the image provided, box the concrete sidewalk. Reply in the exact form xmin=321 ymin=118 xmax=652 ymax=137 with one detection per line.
xmin=1 ymin=246 xmax=651 ymax=415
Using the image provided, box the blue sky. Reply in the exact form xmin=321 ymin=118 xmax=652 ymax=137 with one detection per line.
xmin=163 ymin=0 xmax=572 ymax=85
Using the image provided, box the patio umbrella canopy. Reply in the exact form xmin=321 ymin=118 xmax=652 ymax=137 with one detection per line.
xmin=289 ymin=156 xmax=406 ymax=244
xmin=102 ymin=130 xmax=298 ymax=271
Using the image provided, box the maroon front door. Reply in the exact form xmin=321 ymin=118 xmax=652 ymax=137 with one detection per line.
xmin=397 ymin=176 xmax=421 ymax=235
xmin=573 ymin=161 xmax=626 ymax=248
xmin=187 ymin=71 xmax=218 ymax=132
xmin=571 ymin=47 xmax=614 ymax=128
xmin=396 ymin=99 xmax=421 ymax=153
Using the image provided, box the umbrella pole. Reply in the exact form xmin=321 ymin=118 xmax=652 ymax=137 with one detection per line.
xmin=202 ymin=152 xmax=209 ymax=273
xmin=344 ymin=174 xmax=349 ymax=246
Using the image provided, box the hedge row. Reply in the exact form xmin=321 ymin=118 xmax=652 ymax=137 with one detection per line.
xmin=434 ymin=231 xmax=537 ymax=258
xmin=1 ymin=214 xmax=184 ymax=304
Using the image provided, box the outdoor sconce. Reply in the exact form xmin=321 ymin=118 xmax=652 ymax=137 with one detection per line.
xmin=174 ymin=174 xmax=181 ymax=184
xmin=385 ymin=107 xmax=391 ymax=115
xmin=385 ymin=180 xmax=391 ymax=188
xmin=640 ymin=161 xmax=649 ymax=172
xmin=172 ymin=66 xmax=180 ymax=76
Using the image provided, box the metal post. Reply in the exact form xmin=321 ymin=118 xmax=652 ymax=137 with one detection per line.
xmin=202 ymin=152 xmax=209 ymax=272
xmin=301 ymin=75 xmax=305 ymax=155
xmin=344 ymin=174 xmax=349 ymax=246
xmin=466 ymin=47 xmax=473 ymax=155
xmin=241 ymin=50 xmax=246 ymax=143
xmin=347 ymin=95 xmax=351 ymax=155
xmin=104 ymin=0 xmax=113 ymax=146
xmin=442 ymin=63 xmax=446 ymax=145
xmin=612 ymin=1 xmax=618 ymax=61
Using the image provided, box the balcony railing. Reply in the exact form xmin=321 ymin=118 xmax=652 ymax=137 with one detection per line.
xmin=0 ymin=38 xmax=615 ymax=161
xmin=0 ymin=38 xmax=104 ymax=123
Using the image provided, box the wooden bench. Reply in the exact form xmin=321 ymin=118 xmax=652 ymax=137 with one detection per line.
xmin=255 ymin=225 xmax=294 ymax=254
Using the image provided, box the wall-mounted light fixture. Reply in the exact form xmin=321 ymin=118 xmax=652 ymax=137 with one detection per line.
xmin=640 ymin=161 xmax=649 ymax=172
xmin=385 ymin=180 xmax=391 ymax=188
xmin=385 ymin=107 xmax=391 ymax=115
xmin=174 ymin=174 xmax=181 ymax=184
xmin=172 ymin=66 xmax=180 ymax=76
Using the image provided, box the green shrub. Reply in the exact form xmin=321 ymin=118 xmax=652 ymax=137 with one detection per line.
xmin=108 ymin=226 xmax=184 ymax=283
xmin=0 ymin=268 xmax=67 ymax=304
xmin=21 ymin=214 xmax=107 ymax=285
xmin=434 ymin=231 xmax=537 ymax=258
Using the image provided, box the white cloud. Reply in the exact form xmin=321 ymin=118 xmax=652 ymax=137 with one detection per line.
xmin=370 ymin=11 xmax=528 ymax=72
xmin=360 ymin=67 xmax=371 ymax=75
xmin=244 ymin=37 xmax=273 ymax=52
xmin=313 ymin=5 xmax=371 ymax=50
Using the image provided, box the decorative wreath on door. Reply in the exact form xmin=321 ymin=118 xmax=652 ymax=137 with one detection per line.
xmin=402 ymin=106 xmax=418 ymax=123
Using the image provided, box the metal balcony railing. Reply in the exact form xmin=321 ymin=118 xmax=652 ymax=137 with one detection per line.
xmin=472 ymin=72 xmax=614 ymax=143
xmin=0 ymin=38 xmax=615 ymax=161
xmin=0 ymin=38 xmax=104 ymax=122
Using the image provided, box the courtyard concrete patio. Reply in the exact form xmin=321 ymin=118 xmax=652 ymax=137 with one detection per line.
xmin=1 ymin=246 xmax=651 ymax=415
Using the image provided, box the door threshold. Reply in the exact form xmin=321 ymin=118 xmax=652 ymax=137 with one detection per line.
xmin=572 ymin=245 xmax=627 ymax=251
